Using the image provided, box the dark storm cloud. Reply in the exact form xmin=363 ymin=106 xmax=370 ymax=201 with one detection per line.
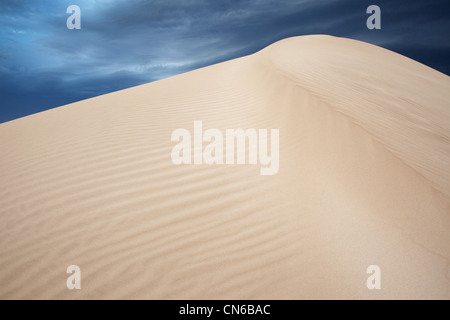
xmin=0 ymin=0 xmax=449 ymax=123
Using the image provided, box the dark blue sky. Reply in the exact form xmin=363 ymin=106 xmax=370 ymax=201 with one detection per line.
xmin=1 ymin=0 xmax=449 ymax=123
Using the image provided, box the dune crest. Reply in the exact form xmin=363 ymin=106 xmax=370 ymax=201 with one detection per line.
xmin=1 ymin=35 xmax=449 ymax=299
xmin=264 ymin=35 xmax=450 ymax=199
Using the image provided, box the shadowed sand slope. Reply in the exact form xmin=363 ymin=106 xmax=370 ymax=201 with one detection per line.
xmin=0 ymin=35 xmax=449 ymax=299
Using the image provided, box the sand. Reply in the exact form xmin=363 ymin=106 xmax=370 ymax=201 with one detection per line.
xmin=0 ymin=35 xmax=449 ymax=299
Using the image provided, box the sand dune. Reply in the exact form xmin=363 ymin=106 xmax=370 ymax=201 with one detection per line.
xmin=0 ymin=35 xmax=449 ymax=299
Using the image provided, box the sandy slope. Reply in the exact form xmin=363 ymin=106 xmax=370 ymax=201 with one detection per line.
xmin=0 ymin=35 xmax=449 ymax=299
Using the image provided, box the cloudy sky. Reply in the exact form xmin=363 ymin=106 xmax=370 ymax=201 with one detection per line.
xmin=1 ymin=0 xmax=449 ymax=123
